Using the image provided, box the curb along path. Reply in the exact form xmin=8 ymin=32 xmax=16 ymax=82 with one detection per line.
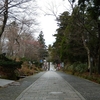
xmin=16 ymin=71 xmax=85 ymax=100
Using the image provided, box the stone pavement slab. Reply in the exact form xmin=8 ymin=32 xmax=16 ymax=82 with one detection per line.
xmin=57 ymin=71 xmax=100 ymax=100
xmin=0 ymin=79 xmax=14 ymax=87
xmin=15 ymin=71 xmax=86 ymax=100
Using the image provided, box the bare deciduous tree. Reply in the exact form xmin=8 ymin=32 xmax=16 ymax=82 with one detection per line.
xmin=0 ymin=0 xmax=36 ymax=37
xmin=0 ymin=0 xmax=37 ymax=53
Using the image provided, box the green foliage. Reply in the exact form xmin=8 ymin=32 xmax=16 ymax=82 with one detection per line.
xmin=75 ymin=63 xmax=87 ymax=73
xmin=0 ymin=54 xmax=23 ymax=80
xmin=37 ymin=31 xmax=48 ymax=59
xmin=97 ymin=79 xmax=100 ymax=84
xmin=38 ymin=31 xmax=46 ymax=49
xmin=0 ymin=53 xmax=12 ymax=61
xmin=53 ymin=9 xmax=87 ymax=63
xmin=20 ymin=57 xmax=30 ymax=62
xmin=52 ymin=11 xmax=70 ymax=63
xmin=33 ymin=60 xmax=39 ymax=67
xmin=0 ymin=54 xmax=22 ymax=68
xmin=0 ymin=61 xmax=22 ymax=68
xmin=77 ymin=0 xmax=100 ymax=74
xmin=68 ymin=62 xmax=88 ymax=74
xmin=52 ymin=0 xmax=100 ymax=74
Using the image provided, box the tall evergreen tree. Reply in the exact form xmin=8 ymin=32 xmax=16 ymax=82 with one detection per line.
xmin=37 ymin=31 xmax=47 ymax=59
xmin=77 ymin=0 xmax=100 ymax=73
xmin=53 ymin=10 xmax=87 ymax=64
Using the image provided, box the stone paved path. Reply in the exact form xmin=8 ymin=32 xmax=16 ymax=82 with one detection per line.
xmin=0 ymin=72 xmax=45 ymax=100
xmin=15 ymin=71 xmax=85 ymax=100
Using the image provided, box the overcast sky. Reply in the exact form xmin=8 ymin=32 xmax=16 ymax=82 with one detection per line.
xmin=36 ymin=0 xmax=72 ymax=46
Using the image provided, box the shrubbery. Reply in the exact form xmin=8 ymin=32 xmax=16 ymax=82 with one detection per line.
xmin=0 ymin=61 xmax=22 ymax=68
xmin=67 ymin=62 xmax=88 ymax=75
xmin=0 ymin=54 xmax=23 ymax=80
xmin=0 ymin=54 xmax=43 ymax=80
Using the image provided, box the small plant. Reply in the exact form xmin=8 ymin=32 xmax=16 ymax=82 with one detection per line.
xmin=76 ymin=63 xmax=87 ymax=74
xmin=0 ymin=54 xmax=23 ymax=80
xmin=97 ymin=79 xmax=100 ymax=84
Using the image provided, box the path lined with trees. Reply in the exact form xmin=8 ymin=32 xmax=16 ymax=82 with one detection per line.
xmin=0 ymin=0 xmax=100 ymax=84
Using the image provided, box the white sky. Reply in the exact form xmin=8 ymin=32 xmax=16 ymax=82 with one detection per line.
xmin=36 ymin=0 xmax=72 ymax=46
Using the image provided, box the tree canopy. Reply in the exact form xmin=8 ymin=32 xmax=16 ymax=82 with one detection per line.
xmin=51 ymin=0 xmax=100 ymax=74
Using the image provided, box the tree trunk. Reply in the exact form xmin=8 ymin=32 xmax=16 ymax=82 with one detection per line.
xmin=0 ymin=0 xmax=8 ymax=38
xmin=0 ymin=38 xmax=2 ymax=54
xmin=97 ymin=22 xmax=100 ymax=74
xmin=82 ymin=35 xmax=92 ymax=75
